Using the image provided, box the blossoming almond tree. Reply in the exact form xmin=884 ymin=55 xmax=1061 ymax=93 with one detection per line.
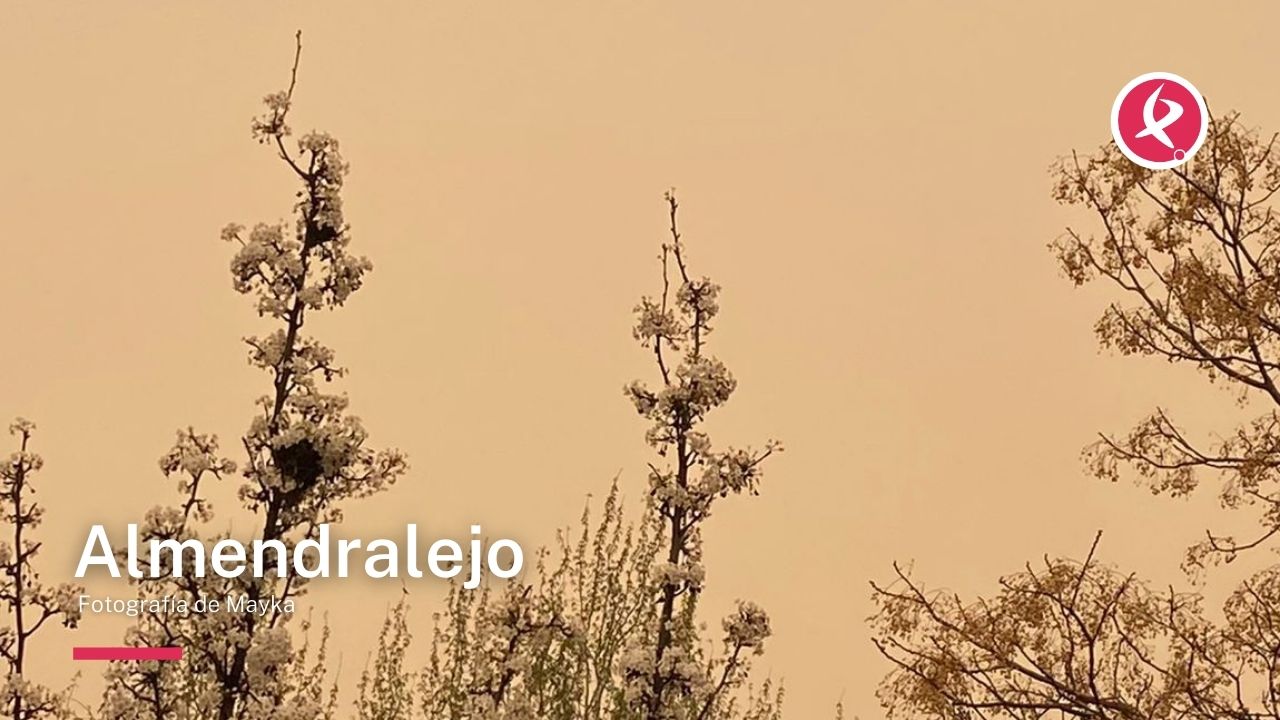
xmin=99 ymin=33 xmax=406 ymax=720
xmin=0 ymin=419 xmax=82 ymax=720
xmin=621 ymin=191 xmax=780 ymax=720
xmin=395 ymin=195 xmax=786 ymax=720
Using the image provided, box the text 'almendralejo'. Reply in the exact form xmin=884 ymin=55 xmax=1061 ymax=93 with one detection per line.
xmin=75 ymin=523 xmax=523 ymax=589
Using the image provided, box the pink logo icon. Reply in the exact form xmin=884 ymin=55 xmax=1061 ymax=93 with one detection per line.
xmin=1111 ymin=72 xmax=1208 ymax=170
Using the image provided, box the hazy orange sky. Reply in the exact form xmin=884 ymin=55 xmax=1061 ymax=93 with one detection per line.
xmin=3 ymin=3 xmax=1278 ymax=717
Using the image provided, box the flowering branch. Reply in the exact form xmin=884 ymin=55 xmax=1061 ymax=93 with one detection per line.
xmin=624 ymin=191 xmax=781 ymax=720
xmin=100 ymin=32 xmax=404 ymax=720
xmin=0 ymin=419 xmax=82 ymax=720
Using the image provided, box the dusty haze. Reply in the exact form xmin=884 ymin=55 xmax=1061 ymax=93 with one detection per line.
xmin=1 ymin=2 xmax=1275 ymax=717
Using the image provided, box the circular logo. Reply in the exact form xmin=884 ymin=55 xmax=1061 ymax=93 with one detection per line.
xmin=1111 ymin=72 xmax=1208 ymax=170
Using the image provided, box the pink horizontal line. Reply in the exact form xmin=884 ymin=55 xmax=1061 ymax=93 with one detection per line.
xmin=73 ymin=646 xmax=183 ymax=661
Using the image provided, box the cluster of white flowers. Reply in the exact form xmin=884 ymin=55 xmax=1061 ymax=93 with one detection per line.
xmin=722 ymin=601 xmax=771 ymax=651
xmin=619 ymin=635 xmax=713 ymax=720
xmin=633 ymin=297 xmax=685 ymax=347
xmin=653 ymin=560 xmax=707 ymax=593
xmin=675 ymin=276 xmax=721 ymax=325
xmin=251 ymin=90 xmax=293 ymax=143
